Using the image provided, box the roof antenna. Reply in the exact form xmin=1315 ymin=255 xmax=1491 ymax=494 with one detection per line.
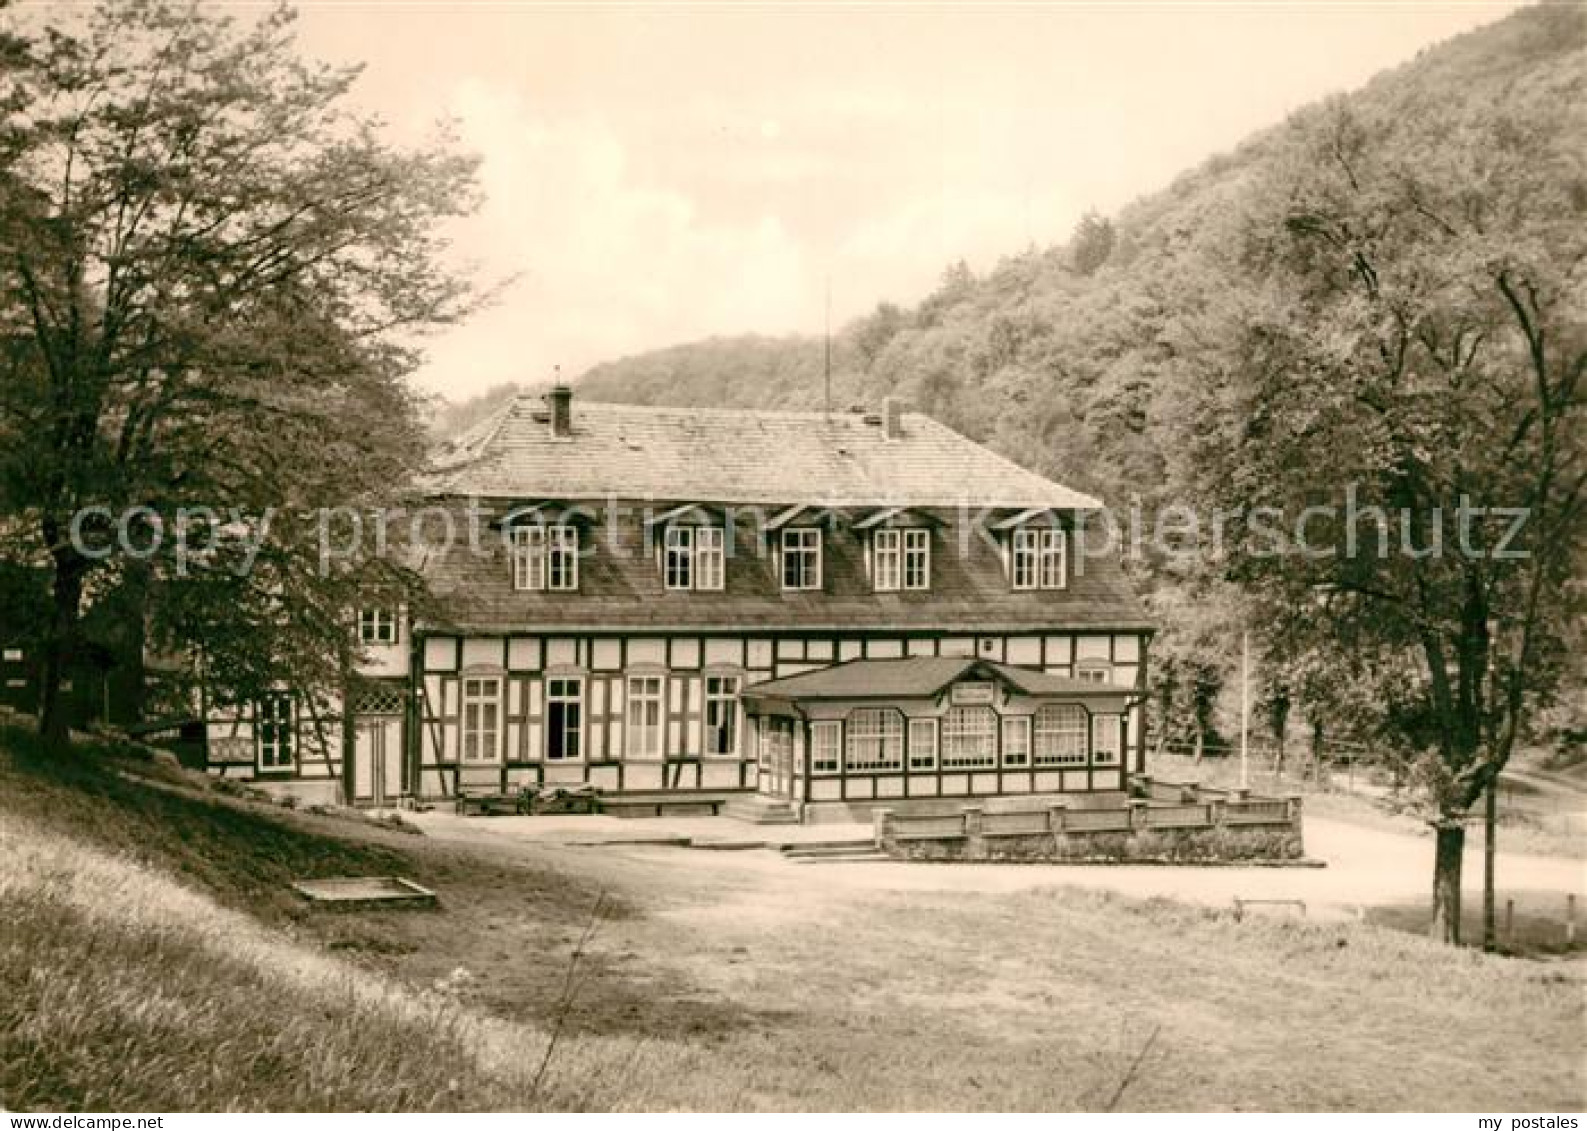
xmin=823 ymin=275 xmax=832 ymax=417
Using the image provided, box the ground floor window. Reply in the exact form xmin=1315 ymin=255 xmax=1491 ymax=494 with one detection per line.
xmin=1092 ymin=714 xmax=1122 ymax=764
xmin=941 ymin=706 xmax=997 ymax=769
xmin=257 ymin=692 xmax=294 ymax=769
xmin=1034 ymin=704 xmax=1088 ymax=766
xmin=1002 ymin=716 xmax=1031 ymax=768
xmin=846 ymin=708 xmax=904 ymax=772
xmin=462 ymin=676 xmax=501 ymax=762
xmin=810 ymin=720 xmax=841 ymax=774
xmin=626 ymin=675 xmax=663 ymax=758
xmin=704 ymin=675 xmax=739 ymax=755
xmin=908 ymin=717 xmax=937 ymax=770
xmin=546 ymin=677 xmax=583 ymax=761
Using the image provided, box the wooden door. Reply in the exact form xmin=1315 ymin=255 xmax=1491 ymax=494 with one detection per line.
xmin=759 ymin=718 xmax=795 ymax=800
xmin=353 ymin=714 xmax=404 ymax=805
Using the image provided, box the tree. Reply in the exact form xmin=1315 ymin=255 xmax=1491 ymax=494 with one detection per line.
xmin=0 ymin=2 xmax=484 ymax=746
xmin=1069 ymin=209 xmax=1115 ymax=277
xmin=1186 ymin=82 xmax=1585 ymax=943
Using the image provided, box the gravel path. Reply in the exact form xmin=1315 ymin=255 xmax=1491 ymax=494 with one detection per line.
xmin=407 ymin=808 xmax=1586 ymax=921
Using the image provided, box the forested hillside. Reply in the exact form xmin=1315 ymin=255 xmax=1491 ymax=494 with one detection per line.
xmin=450 ymin=4 xmax=1587 ymax=756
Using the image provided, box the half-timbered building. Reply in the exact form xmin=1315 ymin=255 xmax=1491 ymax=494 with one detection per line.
xmin=206 ymin=386 xmax=1153 ymax=819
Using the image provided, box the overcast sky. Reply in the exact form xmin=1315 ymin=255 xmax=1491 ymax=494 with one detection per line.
xmin=287 ymin=1 xmax=1520 ymax=399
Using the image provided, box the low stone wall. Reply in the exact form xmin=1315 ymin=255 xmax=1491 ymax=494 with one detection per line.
xmin=875 ymin=785 xmax=1304 ymax=864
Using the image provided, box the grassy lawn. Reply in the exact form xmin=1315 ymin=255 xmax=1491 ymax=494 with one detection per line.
xmin=2 ymin=726 xmax=1582 ymax=1111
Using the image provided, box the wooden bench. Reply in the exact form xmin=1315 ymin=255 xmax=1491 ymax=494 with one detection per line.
xmin=454 ymin=767 xmax=525 ymax=816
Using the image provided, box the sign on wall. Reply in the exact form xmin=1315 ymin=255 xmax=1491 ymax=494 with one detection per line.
xmin=950 ymin=681 xmax=996 ymax=706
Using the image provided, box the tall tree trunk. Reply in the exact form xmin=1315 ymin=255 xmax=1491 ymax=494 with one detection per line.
xmin=1430 ymin=820 xmax=1465 ymax=945
xmin=1482 ymin=778 xmax=1498 ymax=952
xmin=339 ymin=641 xmax=357 ymax=807
xmin=37 ymin=554 xmax=86 ymax=750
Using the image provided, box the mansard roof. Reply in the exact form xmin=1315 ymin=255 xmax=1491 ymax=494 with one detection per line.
xmin=425 ymin=394 xmax=1103 ymax=511
xmin=415 ymin=502 xmax=1153 ymax=634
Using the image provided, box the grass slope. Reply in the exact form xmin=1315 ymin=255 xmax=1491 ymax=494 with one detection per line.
xmin=2 ymin=727 xmax=1582 ymax=1111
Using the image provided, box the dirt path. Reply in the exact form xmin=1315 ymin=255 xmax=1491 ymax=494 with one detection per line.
xmin=409 ymin=809 xmax=1587 ymax=922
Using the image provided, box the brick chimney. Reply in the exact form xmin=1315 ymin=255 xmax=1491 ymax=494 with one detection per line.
xmin=546 ymin=384 xmax=573 ymax=438
xmin=882 ymin=397 xmax=904 ymax=441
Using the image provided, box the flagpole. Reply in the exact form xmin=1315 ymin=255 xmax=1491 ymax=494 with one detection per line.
xmin=1240 ymin=629 xmax=1250 ymax=792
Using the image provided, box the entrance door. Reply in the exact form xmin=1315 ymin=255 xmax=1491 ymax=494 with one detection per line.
xmin=758 ymin=718 xmax=795 ymax=800
xmin=353 ymin=715 xmax=404 ymax=805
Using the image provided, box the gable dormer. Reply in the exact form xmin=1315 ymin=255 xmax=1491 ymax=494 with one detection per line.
xmin=648 ymin=503 xmax=727 ymax=591
xmin=500 ymin=502 xmax=589 ymax=593
xmin=994 ymin=508 xmax=1068 ymax=591
xmin=854 ymin=507 xmax=942 ymax=592
xmin=766 ymin=505 xmax=845 ymax=592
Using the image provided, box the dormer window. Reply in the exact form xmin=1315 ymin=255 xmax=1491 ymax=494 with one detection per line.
xmin=663 ymin=525 xmax=725 ymax=591
xmin=1010 ymin=526 xmax=1066 ymax=590
xmin=781 ymin=528 xmax=822 ymax=590
xmin=873 ymin=528 xmax=931 ymax=592
xmin=511 ymin=525 xmax=579 ymax=592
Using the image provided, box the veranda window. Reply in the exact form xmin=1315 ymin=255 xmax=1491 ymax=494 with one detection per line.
xmin=908 ymin=717 xmax=938 ymax=771
xmin=1002 ymin=716 xmax=1031 ymax=768
xmin=941 ymin=706 xmax=997 ymax=769
xmin=845 ymin=708 xmax=904 ymax=772
xmin=1034 ymin=704 xmax=1088 ymax=766
xmin=810 ymin=720 xmax=841 ymax=774
xmin=1092 ymin=714 xmax=1122 ymax=765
